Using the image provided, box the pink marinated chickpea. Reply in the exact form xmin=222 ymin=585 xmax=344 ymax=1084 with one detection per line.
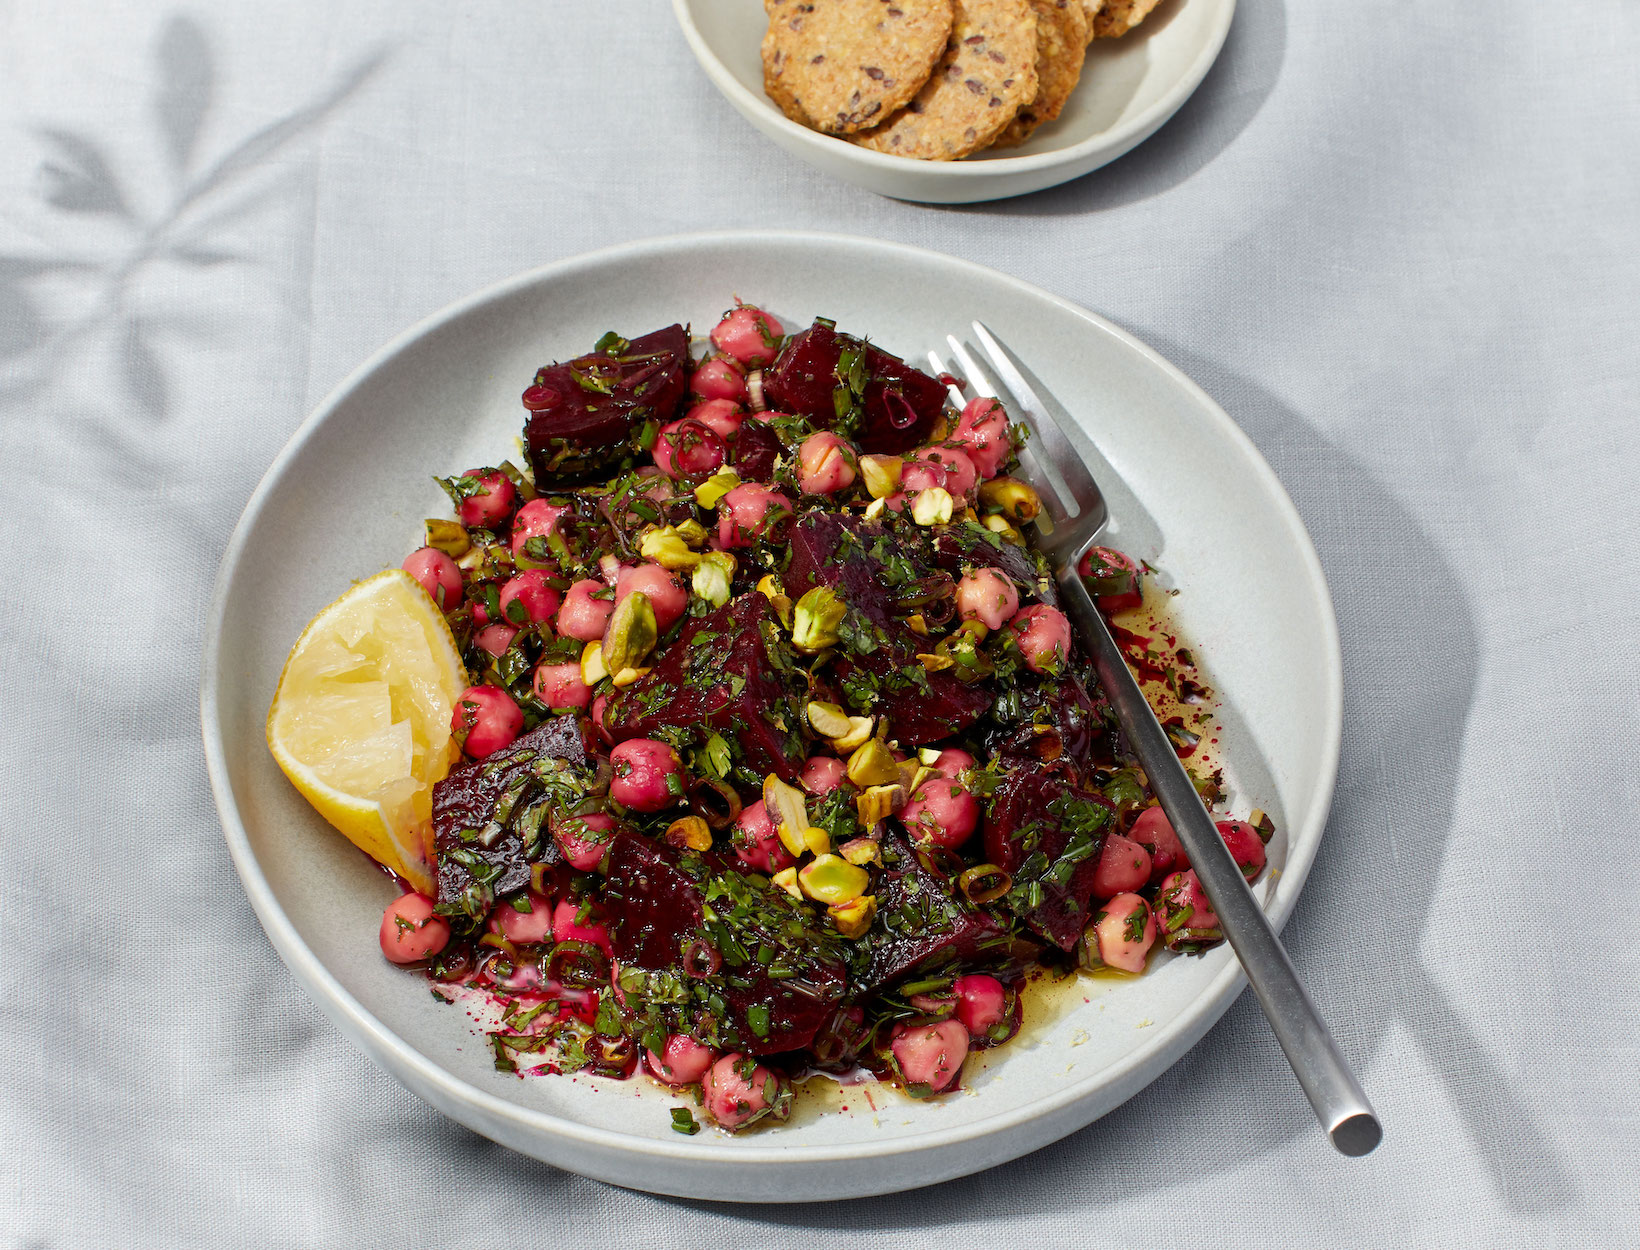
xmin=474 ymin=622 xmax=518 ymax=658
xmin=797 ymin=431 xmax=857 ymax=496
xmin=701 ymin=1054 xmax=786 ymax=1130
xmin=550 ymin=899 xmax=613 ymax=958
xmin=731 ymin=799 xmax=795 ymax=874
xmin=646 ymin=1034 xmax=715 ymax=1087
xmin=899 ymin=775 xmax=980 ymax=851
xmin=556 ymin=578 xmax=615 ymax=641
xmin=718 ymin=483 xmax=792 ymax=548
xmin=402 ymin=547 xmax=463 ymax=611
xmin=1092 ymin=893 xmax=1158 ymax=973
xmin=653 ymin=418 xmax=727 ymax=478
xmin=1078 ymin=545 xmax=1144 ymax=613
xmin=953 ymin=974 xmax=1009 ymax=1039
xmin=912 ymin=445 xmax=977 ymax=500
xmin=1129 ymin=806 xmax=1189 ymax=883
xmin=452 ymin=685 xmax=522 ymax=758
xmin=709 ymin=305 xmax=784 ymax=368
xmin=951 ymin=397 xmax=1011 ymax=478
xmin=930 ymin=747 xmax=976 ymax=779
xmin=1159 ymin=870 xmax=1220 ymax=931
xmin=691 ymin=355 xmax=748 ymax=404
xmin=379 ymin=892 xmax=451 ymax=964
xmin=899 ymin=457 xmax=946 ymax=494
xmin=890 ymin=1019 xmax=969 ymax=1093
xmin=455 ymin=468 xmax=517 ymax=530
xmin=498 ymin=569 xmax=561 ymax=626
xmin=1216 ymin=819 xmax=1267 ymax=880
xmin=554 ymin=811 xmax=616 ymax=872
xmin=510 ymin=498 xmax=569 ymax=559
xmin=955 ymin=568 xmax=1019 ymax=631
xmin=609 ymin=738 xmax=683 ymax=813
xmin=615 ymin=563 xmax=687 ymax=634
xmin=798 ymin=754 xmax=851 ymax=796
xmin=1090 ymin=833 xmax=1153 ymax=900
xmin=532 ymin=661 xmax=591 ymax=710
xmin=590 ymin=694 xmax=615 ymax=744
xmin=490 ymin=889 xmax=556 ymax=944
xmin=1008 ymin=604 xmax=1072 ymax=674
xmin=685 ymin=398 xmax=744 ymax=441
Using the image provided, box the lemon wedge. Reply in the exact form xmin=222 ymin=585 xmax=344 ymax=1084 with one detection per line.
xmin=266 ymin=568 xmax=468 ymax=894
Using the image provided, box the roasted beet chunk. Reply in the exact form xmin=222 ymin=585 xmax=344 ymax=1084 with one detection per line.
xmin=731 ymin=417 xmax=783 ymax=482
xmin=856 ymin=834 xmax=1020 ymax=992
xmin=432 ymin=716 xmax=597 ymax=926
xmin=602 ymin=593 xmax=806 ymax=782
xmin=784 ymin=511 xmax=993 ymax=742
xmin=523 ymin=325 xmax=689 ymax=486
xmin=763 ymin=320 xmax=948 ymax=454
xmin=984 ymin=763 xmax=1114 ymax=951
xmin=602 ymin=832 xmax=848 ymax=1054
xmin=987 ymin=674 xmax=1119 ymax=772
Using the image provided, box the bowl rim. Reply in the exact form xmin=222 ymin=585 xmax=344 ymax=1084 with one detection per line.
xmin=670 ymin=0 xmax=1237 ymax=178
xmin=200 ymin=228 xmax=1341 ymax=1173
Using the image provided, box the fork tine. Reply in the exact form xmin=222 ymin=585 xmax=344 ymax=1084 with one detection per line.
xmin=926 ymin=351 xmax=966 ymax=409
xmin=947 ymin=335 xmax=1078 ymax=530
xmin=970 ymin=321 xmax=1105 ymax=518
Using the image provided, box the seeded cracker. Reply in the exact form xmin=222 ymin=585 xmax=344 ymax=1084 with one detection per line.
xmin=992 ymin=0 xmax=1089 ymax=147
xmin=1092 ymin=0 xmax=1162 ymax=38
xmin=1075 ymin=0 xmax=1107 ymax=43
xmin=762 ymin=0 xmax=955 ymax=136
xmin=851 ymin=0 xmax=1039 ymax=161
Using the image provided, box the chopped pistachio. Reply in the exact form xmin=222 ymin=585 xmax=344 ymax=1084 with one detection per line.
xmin=666 ymin=815 xmax=713 ymax=852
xmin=806 ymin=700 xmax=853 ymax=739
xmin=846 ymin=739 xmax=901 ymax=787
xmin=610 ymin=665 xmax=650 ymax=687
xmin=839 ymin=837 xmax=882 ymax=867
xmin=763 ymin=773 xmax=810 ymax=857
xmin=770 ymin=866 xmax=802 ymax=900
xmin=910 ymin=486 xmax=954 ymax=527
xmin=856 ymin=783 xmax=906 ymax=827
xmin=803 ymin=825 xmax=832 ymax=856
xmin=982 ymin=513 xmax=1025 ymax=545
xmin=862 ymin=497 xmax=888 ymax=520
xmin=693 ymin=469 xmax=741 ymax=509
xmin=916 ymin=747 xmax=943 ymax=766
xmin=580 ymin=640 xmax=610 ymax=686
xmin=904 ymin=613 xmax=928 ymax=636
xmin=916 ymin=651 xmax=954 ymax=672
xmin=424 ymin=518 xmax=470 ymax=558
xmin=858 ymin=454 xmax=903 ymax=500
xmin=639 ymin=527 xmax=702 ymax=570
xmin=791 ymin=586 xmax=846 ymax=654
xmin=829 ymin=715 xmax=874 ymax=753
xmin=602 ymin=589 xmax=657 ymax=674
xmin=977 ymin=476 xmax=1042 ymax=523
xmin=691 ymin=551 xmax=735 ymax=607
xmin=828 ymin=894 xmax=876 ymax=939
xmin=798 ymin=854 xmax=870 ymax=905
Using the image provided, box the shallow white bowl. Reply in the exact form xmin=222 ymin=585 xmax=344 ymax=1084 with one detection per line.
xmin=673 ymin=0 xmax=1235 ymax=203
xmin=202 ymin=231 xmax=1340 ymax=1202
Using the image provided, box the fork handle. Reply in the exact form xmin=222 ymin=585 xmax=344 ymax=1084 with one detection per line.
xmin=1055 ymin=565 xmax=1382 ymax=1156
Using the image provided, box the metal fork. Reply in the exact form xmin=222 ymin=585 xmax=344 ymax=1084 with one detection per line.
xmin=933 ymin=323 xmax=1382 ymax=1157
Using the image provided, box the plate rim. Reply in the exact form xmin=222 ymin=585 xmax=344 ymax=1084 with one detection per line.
xmin=200 ymin=228 xmax=1342 ymax=1177
xmin=670 ymin=0 xmax=1237 ymax=177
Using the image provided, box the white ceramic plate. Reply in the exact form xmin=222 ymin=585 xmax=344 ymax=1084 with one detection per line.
xmin=673 ymin=0 xmax=1235 ymax=203
xmin=202 ymin=231 xmax=1340 ymax=1202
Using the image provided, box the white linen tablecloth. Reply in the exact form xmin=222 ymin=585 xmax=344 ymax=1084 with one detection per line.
xmin=2 ymin=1 xmax=1636 ymax=1244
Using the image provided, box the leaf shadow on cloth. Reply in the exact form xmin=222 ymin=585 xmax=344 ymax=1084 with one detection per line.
xmin=655 ymin=348 xmax=1579 ymax=1224
xmin=0 ymin=13 xmax=387 ymax=424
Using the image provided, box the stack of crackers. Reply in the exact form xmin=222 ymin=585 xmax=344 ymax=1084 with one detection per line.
xmin=762 ymin=0 xmax=1164 ymax=161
